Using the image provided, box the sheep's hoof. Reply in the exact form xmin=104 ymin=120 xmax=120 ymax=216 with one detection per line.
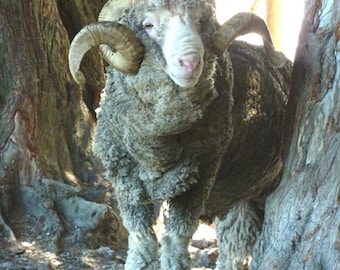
xmin=124 ymin=231 xmax=158 ymax=270
xmin=160 ymin=233 xmax=192 ymax=269
xmin=125 ymin=257 xmax=158 ymax=270
xmin=160 ymin=255 xmax=191 ymax=270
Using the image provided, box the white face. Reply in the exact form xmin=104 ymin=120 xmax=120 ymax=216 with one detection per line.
xmin=142 ymin=8 xmax=205 ymax=88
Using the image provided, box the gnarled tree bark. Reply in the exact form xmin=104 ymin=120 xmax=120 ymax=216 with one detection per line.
xmin=0 ymin=0 xmax=127 ymax=253
xmin=253 ymin=1 xmax=340 ymax=269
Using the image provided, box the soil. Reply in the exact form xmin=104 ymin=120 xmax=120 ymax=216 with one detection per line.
xmin=0 ymin=208 xmax=218 ymax=270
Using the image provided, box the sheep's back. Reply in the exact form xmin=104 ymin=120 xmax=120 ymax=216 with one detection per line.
xmin=204 ymin=41 xmax=292 ymax=218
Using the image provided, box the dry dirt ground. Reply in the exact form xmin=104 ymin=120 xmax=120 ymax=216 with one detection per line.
xmin=0 ymin=208 xmax=218 ymax=270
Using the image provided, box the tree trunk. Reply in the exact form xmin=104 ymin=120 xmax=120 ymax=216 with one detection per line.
xmin=0 ymin=0 xmax=127 ymax=253
xmin=253 ymin=1 xmax=340 ymax=269
xmin=266 ymin=0 xmax=282 ymax=50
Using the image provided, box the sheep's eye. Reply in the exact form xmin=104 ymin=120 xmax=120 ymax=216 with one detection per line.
xmin=143 ymin=22 xmax=154 ymax=30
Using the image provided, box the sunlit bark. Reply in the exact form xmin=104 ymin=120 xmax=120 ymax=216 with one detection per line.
xmin=253 ymin=1 xmax=340 ymax=268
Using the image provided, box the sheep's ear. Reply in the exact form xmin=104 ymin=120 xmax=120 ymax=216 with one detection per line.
xmin=212 ymin=12 xmax=287 ymax=67
xmin=68 ymin=21 xmax=144 ymax=85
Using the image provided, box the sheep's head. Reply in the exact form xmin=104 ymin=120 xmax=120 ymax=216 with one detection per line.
xmin=69 ymin=0 xmax=286 ymax=87
xmin=141 ymin=7 xmax=206 ymax=88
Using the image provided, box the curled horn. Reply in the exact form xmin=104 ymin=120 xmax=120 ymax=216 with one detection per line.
xmin=98 ymin=0 xmax=135 ymax=22
xmin=98 ymin=0 xmax=138 ymax=71
xmin=212 ymin=12 xmax=287 ymax=67
xmin=68 ymin=1 xmax=143 ymax=85
xmin=68 ymin=22 xmax=144 ymax=84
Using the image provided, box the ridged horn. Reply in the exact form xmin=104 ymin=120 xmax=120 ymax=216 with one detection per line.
xmin=98 ymin=0 xmax=138 ymax=73
xmin=68 ymin=21 xmax=144 ymax=84
xmin=212 ymin=12 xmax=287 ymax=67
xmin=98 ymin=0 xmax=135 ymax=22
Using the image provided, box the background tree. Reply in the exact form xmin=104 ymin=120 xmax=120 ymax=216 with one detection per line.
xmin=265 ymin=0 xmax=282 ymax=50
xmin=0 ymin=0 xmax=127 ymax=253
xmin=253 ymin=0 xmax=340 ymax=268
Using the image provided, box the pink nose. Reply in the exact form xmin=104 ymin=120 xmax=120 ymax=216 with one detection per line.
xmin=178 ymin=54 xmax=201 ymax=75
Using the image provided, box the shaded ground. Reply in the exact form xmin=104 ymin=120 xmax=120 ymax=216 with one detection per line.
xmin=0 ymin=207 xmax=218 ymax=270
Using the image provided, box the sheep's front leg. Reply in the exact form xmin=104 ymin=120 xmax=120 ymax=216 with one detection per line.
xmin=215 ymin=201 xmax=263 ymax=270
xmin=119 ymin=203 xmax=158 ymax=270
xmin=159 ymin=192 xmax=202 ymax=270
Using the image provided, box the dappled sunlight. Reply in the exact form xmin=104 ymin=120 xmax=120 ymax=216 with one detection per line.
xmin=0 ymin=239 xmax=64 ymax=269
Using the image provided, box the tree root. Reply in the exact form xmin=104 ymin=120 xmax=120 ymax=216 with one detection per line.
xmin=0 ymin=209 xmax=25 ymax=254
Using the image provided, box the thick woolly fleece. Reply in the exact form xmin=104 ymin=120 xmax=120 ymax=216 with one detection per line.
xmin=92 ymin=0 xmax=292 ymax=269
xmin=204 ymin=41 xmax=292 ymax=218
xmin=93 ymin=0 xmax=232 ymax=206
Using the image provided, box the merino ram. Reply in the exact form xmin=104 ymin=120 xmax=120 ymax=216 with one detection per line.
xmin=68 ymin=0 xmax=292 ymax=269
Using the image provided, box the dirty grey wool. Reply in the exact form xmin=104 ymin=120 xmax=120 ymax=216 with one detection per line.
xmin=92 ymin=1 xmax=292 ymax=269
